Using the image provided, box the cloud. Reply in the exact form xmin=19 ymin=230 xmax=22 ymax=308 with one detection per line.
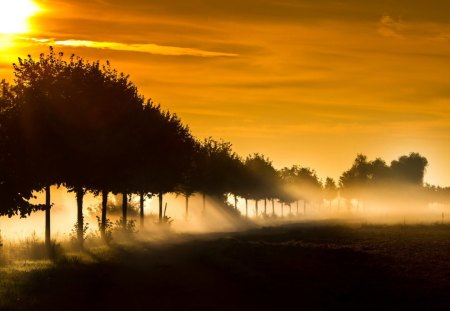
xmin=378 ymin=14 xmax=404 ymax=38
xmin=47 ymin=39 xmax=238 ymax=57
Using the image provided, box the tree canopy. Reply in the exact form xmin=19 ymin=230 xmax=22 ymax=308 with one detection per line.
xmin=280 ymin=165 xmax=322 ymax=204
xmin=339 ymin=153 xmax=429 ymax=207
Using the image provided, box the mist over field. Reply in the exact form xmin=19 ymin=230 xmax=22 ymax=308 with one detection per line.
xmin=1 ymin=181 xmax=448 ymax=243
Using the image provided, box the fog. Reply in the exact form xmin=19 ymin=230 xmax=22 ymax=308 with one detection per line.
xmin=1 ymin=184 xmax=449 ymax=244
xmin=0 ymin=186 xmax=249 ymax=242
xmin=281 ymin=181 xmax=450 ymax=224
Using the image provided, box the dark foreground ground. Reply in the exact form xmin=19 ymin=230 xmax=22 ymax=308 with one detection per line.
xmin=1 ymin=222 xmax=450 ymax=310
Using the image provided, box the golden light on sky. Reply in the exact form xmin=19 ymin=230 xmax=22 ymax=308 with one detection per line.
xmin=0 ymin=0 xmax=40 ymax=34
xmin=1 ymin=0 xmax=450 ymax=186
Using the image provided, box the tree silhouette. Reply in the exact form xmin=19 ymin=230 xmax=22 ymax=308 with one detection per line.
xmin=339 ymin=154 xmax=375 ymax=210
xmin=244 ymin=153 xmax=279 ymax=217
xmin=176 ymin=140 xmax=203 ymax=220
xmin=388 ymin=153 xmax=428 ymax=208
xmin=196 ymin=138 xmax=242 ymax=213
xmin=390 ymin=153 xmax=428 ymax=185
xmin=323 ymin=177 xmax=338 ymax=209
xmin=340 ymin=153 xmax=428 ymax=211
xmin=228 ymin=157 xmax=247 ymax=213
xmin=0 ymin=80 xmax=42 ymax=218
xmin=10 ymin=50 xmax=72 ymax=249
xmin=134 ymin=106 xmax=195 ymax=224
xmin=280 ymin=165 xmax=322 ymax=215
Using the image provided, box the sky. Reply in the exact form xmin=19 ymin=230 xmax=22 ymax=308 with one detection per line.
xmin=1 ymin=0 xmax=450 ymax=186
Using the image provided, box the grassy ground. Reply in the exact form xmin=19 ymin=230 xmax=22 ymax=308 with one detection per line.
xmin=1 ymin=222 xmax=450 ymax=310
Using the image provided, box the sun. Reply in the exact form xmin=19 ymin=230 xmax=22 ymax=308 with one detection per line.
xmin=0 ymin=0 xmax=41 ymax=34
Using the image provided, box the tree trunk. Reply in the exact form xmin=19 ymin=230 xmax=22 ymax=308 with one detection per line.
xmin=159 ymin=192 xmax=163 ymax=223
xmin=281 ymin=202 xmax=284 ymax=217
xmin=234 ymin=194 xmax=238 ymax=210
xmin=303 ymin=200 xmax=306 ymax=214
xmin=140 ymin=192 xmax=145 ymax=228
xmin=264 ymin=199 xmax=267 ymax=216
xmin=101 ymin=190 xmax=108 ymax=241
xmin=122 ymin=192 xmax=128 ymax=229
xmin=202 ymin=193 xmax=206 ymax=214
xmin=289 ymin=204 xmax=292 ymax=215
xmin=296 ymin=200 xmax=299 ymax=215
xmin=45 ymin=185 xmax=51 ymax=251
xmin=245 ymin=199 xmax=248 ymax=217
xmin=185 ymin=194 xmax=189 ymax=221
xmin=255 ymin=200 xmax=259 ymax=217
xmin=76 ymin=188 xmax=84 ymax=248
xmin=272 ymin=199 xmax=275 ymax=216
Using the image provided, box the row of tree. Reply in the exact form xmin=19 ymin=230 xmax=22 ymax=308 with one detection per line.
xmin=0 ymin=48 xmax=449 ymax=251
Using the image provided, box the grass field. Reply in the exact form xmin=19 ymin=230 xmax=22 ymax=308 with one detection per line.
xmin=1 ymin=222 xmax=450 ymax=310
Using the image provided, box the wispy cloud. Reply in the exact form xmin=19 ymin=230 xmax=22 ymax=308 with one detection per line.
xmin=378 ymin=14 xmax=405 ymax=38
xmin=48 ymin=39 xmax=238 ymax=57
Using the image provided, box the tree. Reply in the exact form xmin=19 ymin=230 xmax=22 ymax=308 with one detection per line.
xmin=340 ymin=153 xmax=429 ymax=211
xmin=11 ymin=49 xmax=72 ymax=249
xmin=388 ymin=153 xmax=428 ymax=208
xmin=175 ymin=140 xmax=202 ymax=220
xmin=196 ymin=138 xmax=242 ymax=214
xmin=243 ymin=153 xmax=279 ymax=217
xmin=339 ymin=154 xmax=385 ymax=210
xmin=390 ymin=153 xmax=428 ymax=186
xmin=0 ymin=80 xmax=43 ymax=218
xmin=339 ymin=154 xmax=370 ymax=200
xmin=131 ymin=105 xmax=195 ymax=224
xmin=323 ymin=177 xmax=337 ymax=209
xmin=280 ymin=165 xmax=322 ymax=215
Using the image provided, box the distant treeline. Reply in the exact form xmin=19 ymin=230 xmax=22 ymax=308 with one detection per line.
xmin=0 ymin=48 xmax=449 ymax=249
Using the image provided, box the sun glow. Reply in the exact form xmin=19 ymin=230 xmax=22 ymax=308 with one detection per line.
xmin=0 ymin=0 xmax=40 ymax=34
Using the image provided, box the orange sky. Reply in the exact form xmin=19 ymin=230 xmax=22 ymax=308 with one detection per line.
xmin=1 ymin=0 xmax=450 ymax=186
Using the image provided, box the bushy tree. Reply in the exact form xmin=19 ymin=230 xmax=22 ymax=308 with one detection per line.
xmin=131 ymin=105 xmax=195 ymax=224
xmin=195 ymin=138 xmax=242 ymax=213
xmin=323 ymin=177 xmax=338 ymax=208
xmin=243 ymin=153 xmax=279 ymax=217
xmin=340 ymin=153 xmax=428 ymax=210
xmin=0 ymin=80 xmax=42 ymax=218
xmin=390 ymin=153 xmax=428 ymax=186
xmin=280 ymin=165 xmax=322 ymax=214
